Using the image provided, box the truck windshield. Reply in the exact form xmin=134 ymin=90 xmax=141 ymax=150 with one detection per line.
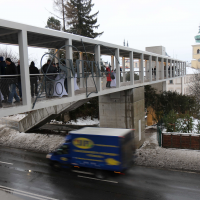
xmin=55 ymin=144 xmax=69 ymax=155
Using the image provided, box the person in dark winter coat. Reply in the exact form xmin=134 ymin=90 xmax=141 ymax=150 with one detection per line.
xmin=42 ymin=59 xmax=57 ymax=97
xmin=106 ymin=66 xmax=111 ymax=88
xmin=5 ymin=58 xmax=20 ymax=104
xmin=0 ymin=56 xmax=9 ymax=103
xmin=29 ymin=61 xmax=39 ymax=97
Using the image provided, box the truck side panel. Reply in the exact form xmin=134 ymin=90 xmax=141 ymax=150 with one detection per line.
xmin=70 ymin=134 xmax=122 ymax=171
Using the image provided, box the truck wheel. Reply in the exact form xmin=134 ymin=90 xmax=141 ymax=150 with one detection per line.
xmin=95 ymin=170 xmax=107 ymax=179
xmin=52 ymin=162 xmax=61 ymax=172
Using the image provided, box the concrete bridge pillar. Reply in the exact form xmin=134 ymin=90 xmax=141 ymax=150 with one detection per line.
xmin=139 ymin=54 xmax=144 ymax=83
xmin=99 ymin=87 xmax=145 ymax=148
xmin=130 ymin=51 xmax=134 ymax=85
xmin=122 ymin=57 xmax=125 ymax=82
xmin=166 ymin=58 xmax=168 ymax=79
xmin=161 ymin=58 xmax=164 ymax=79
xmin=170 ymin=59 xmax=172 ymax=78
xmin=79 ymin=52 xmax=84 ymax=88
xmin=111 ymin=56 xmax=114 ymax=70
xmin=115 ymin=48 xmax=120 ymax=88
xmin=173 ymin=60 xmax=175 ymax=77
xmin=149 ymin=55 xmax=152 ymax=82
xmin=156 ymin=57 xmax=159 ymax=81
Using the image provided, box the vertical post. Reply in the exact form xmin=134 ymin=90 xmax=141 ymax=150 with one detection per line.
xmin=149 ymin=55 xmax=152 ymax=82
xmin=122 ymin=57 xmax=125 ymax=82
xmin=115 ymin=48 xmax=120 ymax=88
xmin=176 ymin=60 xmax=178 ymax=76
xmin=156 ymin=57 xmax=159 ymax=81
xmin=185 ymin=62 xmax=186 ymax=75
xmin=173 ymin=60 xmax=175 ymax=77
xmin=129 ymin=51 xmax=134 ymax=85
xmin=180 ymin=62 xmax=183 ymax=76
xmin=170 ymin=59 xmax=172 ymax=78
xmin=178 ymin=61 xmax=180 ymax=76
xmin=145 ymin=60 xmax=148 ymax=80
xmin=55 ymin=49 xmax=59 ymax=64
xmin=140 ymin=53 xmax=144 ymax=83
xmin=166 ymin=58 xmax=168 ymax=79
xmin=79 ymin=52 xmax=84 ymax=88
xmin=95 ymin=45 xmax=102 ymax=92
xmin=111 ymin=55 xmax=114 ymax=70
xmin=18 ymin=29 xmax=31 ymax=106
xmin=65 ymin=39 xmax=74 ymax=97
xmin=161 ymin=58 xmax=164 ymax=79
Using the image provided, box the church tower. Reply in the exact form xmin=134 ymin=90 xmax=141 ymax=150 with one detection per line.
xmin=191 ymin=25 xmax=200 ymax=68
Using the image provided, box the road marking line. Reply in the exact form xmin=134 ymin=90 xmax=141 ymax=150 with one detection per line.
xmin=0 ymin=161 xmax=13 ymax=165
xmin=0 ymin=188 xmax=46 ymax=200
xmin=72 ymin=170 xmax=94 ymax=175
xmin=77 ymin=175 xmax=118 ymax=183
xmin=0 ymin=185 xmax=58 ymax=200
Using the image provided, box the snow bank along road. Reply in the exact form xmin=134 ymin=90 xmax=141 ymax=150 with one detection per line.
xmin=135 ymin=127 xmax=200 ymax=172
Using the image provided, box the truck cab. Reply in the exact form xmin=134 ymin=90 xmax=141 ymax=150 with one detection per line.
xmin=47 ymin=143 xmax=71 ymax=170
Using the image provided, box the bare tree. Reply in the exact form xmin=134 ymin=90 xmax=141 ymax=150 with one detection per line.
xmin=53 ymin=0 xmax=68 ymax=31
xmin=0 ymin=47 xmax=19 ymax=64
xmin=188 ymin=71 xmax=200 ymax=101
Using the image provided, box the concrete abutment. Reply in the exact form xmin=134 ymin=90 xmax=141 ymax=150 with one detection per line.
xmin=99 ymin=87 xmax=145 ymax=148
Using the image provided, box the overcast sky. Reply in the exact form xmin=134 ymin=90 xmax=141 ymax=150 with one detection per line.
xmin=0 ymin=0 xmax=199 ymax=65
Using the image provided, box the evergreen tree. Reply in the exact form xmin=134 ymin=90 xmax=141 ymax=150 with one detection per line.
xmin=46 ymin=16 xmax=61 ymax=31
xmin=65 ymin=0 xmax=103 ymax=38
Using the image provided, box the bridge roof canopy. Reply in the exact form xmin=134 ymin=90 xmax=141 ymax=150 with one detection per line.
xmin=0 ymin=19 xmax=183 ymax=62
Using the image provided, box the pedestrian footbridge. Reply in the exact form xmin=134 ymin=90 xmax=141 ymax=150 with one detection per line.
xmin=0 ymin=19 xmax=186 ymax=123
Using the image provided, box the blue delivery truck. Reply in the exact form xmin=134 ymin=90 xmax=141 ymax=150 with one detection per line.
xmin=46 ymin=127 xmax=135 ymax=178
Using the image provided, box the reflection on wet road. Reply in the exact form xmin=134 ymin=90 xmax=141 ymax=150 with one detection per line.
xmin=0 ymin=145 xmax=200 ymax=200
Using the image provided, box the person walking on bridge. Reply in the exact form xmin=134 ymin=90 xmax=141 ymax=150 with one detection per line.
xmin=5 ymin=58 xmax=20 ymax=104
xmin=106 ymin=65 xmax=111 ymax=88
xmin=0 ymin=57 xmax=8 ymax=103
xmin=29 ymin=61 xmax=39 ymax=98
xmin=16 ymin=60 xmax=22 ymax=101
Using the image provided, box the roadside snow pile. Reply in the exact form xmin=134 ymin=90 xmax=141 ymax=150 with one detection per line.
xmin=50 ymin=120 xmax=63 ymax=124
xmin=66 ymin=116 xmax=99 ymax=125
xmin=135 ymin=127 xmax=200 ymax=171
xmin=2 ymin=114 xmax=27 ymax=121
xmin=0 ymin=124 xmax=64 ymax=153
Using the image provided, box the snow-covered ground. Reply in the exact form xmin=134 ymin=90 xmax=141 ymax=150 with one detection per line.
xmin=0 ymin=115 xmax=99 ymax=153
xmin=2 ymin=114 xmax=27 ymax=121
xmin=0 ymin=124 xmax=64 ymax=153
xmin=66 ymin=116 xmax=99 ymax=125
xmin=135 ymin=126 xmax=200 ymax=171
xmin=50 ymin=116 xmax=99 ymax=125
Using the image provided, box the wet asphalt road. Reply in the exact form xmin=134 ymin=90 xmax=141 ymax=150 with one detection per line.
xmin=0 ymin=146 xmax=200 ymax=200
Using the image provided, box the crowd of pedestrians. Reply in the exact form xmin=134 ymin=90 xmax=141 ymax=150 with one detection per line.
xmin=0 ymin=57 xmax=60 ymax=105
xmin=151 ymin=65 xmax=178 ymax=78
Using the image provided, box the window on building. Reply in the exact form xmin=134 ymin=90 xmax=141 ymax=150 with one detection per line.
xmin=197 ymin=49 xmax=200 ymax=54
xmin=169 ymin=80 xmax=173 ymax=84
